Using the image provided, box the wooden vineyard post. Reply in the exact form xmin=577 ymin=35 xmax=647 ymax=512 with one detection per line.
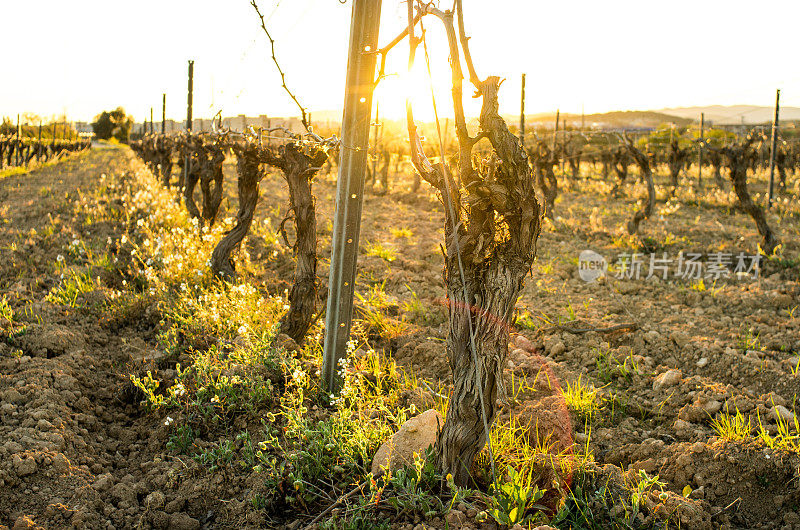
xmin=184 ymin=60 xmax=194 ymax=191
xmin=519 ymin=73 xmax=525 ymax=146
xmin=698 ymin=112 xmax=704 ymax=189
xmin=767 ymin=89 xmax=780 ymax=209
xmin=37 ymin=122 xmax=42 ymax=162
xmin=553 ymin=109 xmax=559 ymax=150
xmin=322 ymin=0 xmax=382 ymax=392
xmin=15 ymin=114 xmax=20 ymax=166
xmin=162 ymin=93 xmax=166 ymax=134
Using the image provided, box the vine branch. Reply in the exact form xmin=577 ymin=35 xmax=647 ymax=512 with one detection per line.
xmin=250 ymin=0 xmax=310 ymax=132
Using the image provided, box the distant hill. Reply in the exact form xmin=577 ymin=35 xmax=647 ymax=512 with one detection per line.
xmin=520 ymin=110 xmax=693 ymax=129
xmin=657 ymin=105 xmax=800 ymax=125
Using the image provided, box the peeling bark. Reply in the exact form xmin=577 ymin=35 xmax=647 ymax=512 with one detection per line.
xmin=210 ymin=143 xmax=265 ymax=280
xmin=276 ymin=143 xmax=328 ymax=344
xmin=622 ymin=137 xmax=655 ymax=235
xmin=406 ymin=3 xmax=541 ymax=485
xmin=721 ymin=137 xmax=778 ymax=255
xmin=198 ymin=142 xmax=226 ymax=226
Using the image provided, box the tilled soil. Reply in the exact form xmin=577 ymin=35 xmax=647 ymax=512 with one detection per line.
xmin=1 ymin=147 xmax=799 ymax=529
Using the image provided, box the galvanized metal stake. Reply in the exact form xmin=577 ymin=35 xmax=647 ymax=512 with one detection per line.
xmin=322 ymin=0 xmax=382 ymax=392
xmin=767 ymin=89 xmax=780 ymax=209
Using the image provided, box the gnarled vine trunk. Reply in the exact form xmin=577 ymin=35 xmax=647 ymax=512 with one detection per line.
xmin=210 ymin=143 xmax=265 ymax=280
xmin=623 ymin=137 xmax=655 ymax=235
xmin=199 ymin=143 xmax=226 ymax=226
xmin=722 ymin=138 xmax=778 ymax=255
xmin=277 ymin=143 xmax=328 ymax=344
xmin=406 ymin=3 xmax=542 ymax=485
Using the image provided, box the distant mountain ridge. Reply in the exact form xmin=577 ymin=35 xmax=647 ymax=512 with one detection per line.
xmin=657 ymin=105 xmax=800 ymax=125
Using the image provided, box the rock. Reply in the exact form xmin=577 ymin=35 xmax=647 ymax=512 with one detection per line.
xmin=371 ymin=409 xmax=442 ymax=476
xmin=445 ymin=510 xmax=466 ymax=526
xmin=514 ymin=335 xmax=534 ymax=352
xmin=92 ymin=474 xmax=113 ymax=492
xmin=111 ymin=483 xmax=137 ymax=505
xmin=51 ymin=453 xmax=70 ymax=474
xmin=674 ymin=419 xmax=693 ymax=433
xmin=696 ymin=357 xmax=708 ymax=368
xmin=702 ymin=400 xmax=722 ymax=415
xmin=769 ymin=405 xmax=795 ymax=424
xmin=168 ymin=513 xmax=200 ymax=530
xmin=670 ymin=331 xmax=690 ymax=349
xmin=12 ymin=454 xmax=37 ymax=477
xmin=2 ymin=389 xmax=24 ymax=404
xmin=12 ymin=516 xmax=37 ymax=530
xmin=145 ymin=491 xmax=166 ymax=511
xmin=549 ymin=340 xmax=566 ymax=357
xmin=653 ymin=369 xmax=681 ymax=391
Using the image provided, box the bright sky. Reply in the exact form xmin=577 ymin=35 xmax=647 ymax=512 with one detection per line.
xmin=3 ymin=0 xmax=800 ymax=124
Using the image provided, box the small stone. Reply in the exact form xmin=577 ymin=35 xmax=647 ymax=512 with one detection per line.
xmin=514 ymin=335 xmax=534 ymax=352
xmin=2 ymin=389 xmax=24 ymax=404
xmin=674 ymin=419 xmax=692 ymax=432
xmin=371 ymin=410 xmax=442 ymax=476
xmin=696 ymin=357 xmax=708 ymax=368
xmin=702 ymin=400 xmax=722 ymax=415
xmin=13 ymin=454 xmax=37 ymax=477
xmin=653 ymin=369 xmax=681 ymax=391
xmin=92 ymin=474 xmax=113 ymax=492
xmin=446 ymin=510 xmax=466 ymax=526
xmin=145 ymin=491 xmax=165 ymax=511
xmin=769 ymin=405 xmax=795 ymax=424
xmin=670 ymin=331 xmax=690 ymax=349
xmin=168 ymin=513 xmax=200 ymax=530
xmin=51 ymin=453 xmax=70 ymax=474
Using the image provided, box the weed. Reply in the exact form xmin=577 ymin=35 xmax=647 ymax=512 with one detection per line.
xmin=711 ymin=408 xmax=752 ymax=441
xmin=0 ymin=295 xmax=13 ymax=324
xmin=595 ymin=347 xmax=638 ymax=384
xmin=390 ymin=227 xmax=413 ymax=240
xmin=46 ymin=270 xmax=95 ymax=307
xmin=364 ymin=241 xmax=396 ymax=262
xmin=488 ymin=465 xmax=547 ymax=526
xmin=515 ymin=309 xmax=538 ymax=331
xmin=736 ymin=326 xmax=762 ymax=353
xmin=563 ymin=376 xmax=599 ymax=425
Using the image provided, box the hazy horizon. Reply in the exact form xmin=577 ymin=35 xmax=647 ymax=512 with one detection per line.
xmin=3 ymin=1 xmax=800 ymax=123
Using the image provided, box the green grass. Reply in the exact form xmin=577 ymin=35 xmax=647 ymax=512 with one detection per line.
xmin=710 ymin=408 xmax=752 ymax=441
xmin=363 ymin=241 xmax=396 ymax=262
xmin=45 ymin=270 xmax=96 ymax=307
xmin=563 ymin=376 xmax=599 ymax=425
